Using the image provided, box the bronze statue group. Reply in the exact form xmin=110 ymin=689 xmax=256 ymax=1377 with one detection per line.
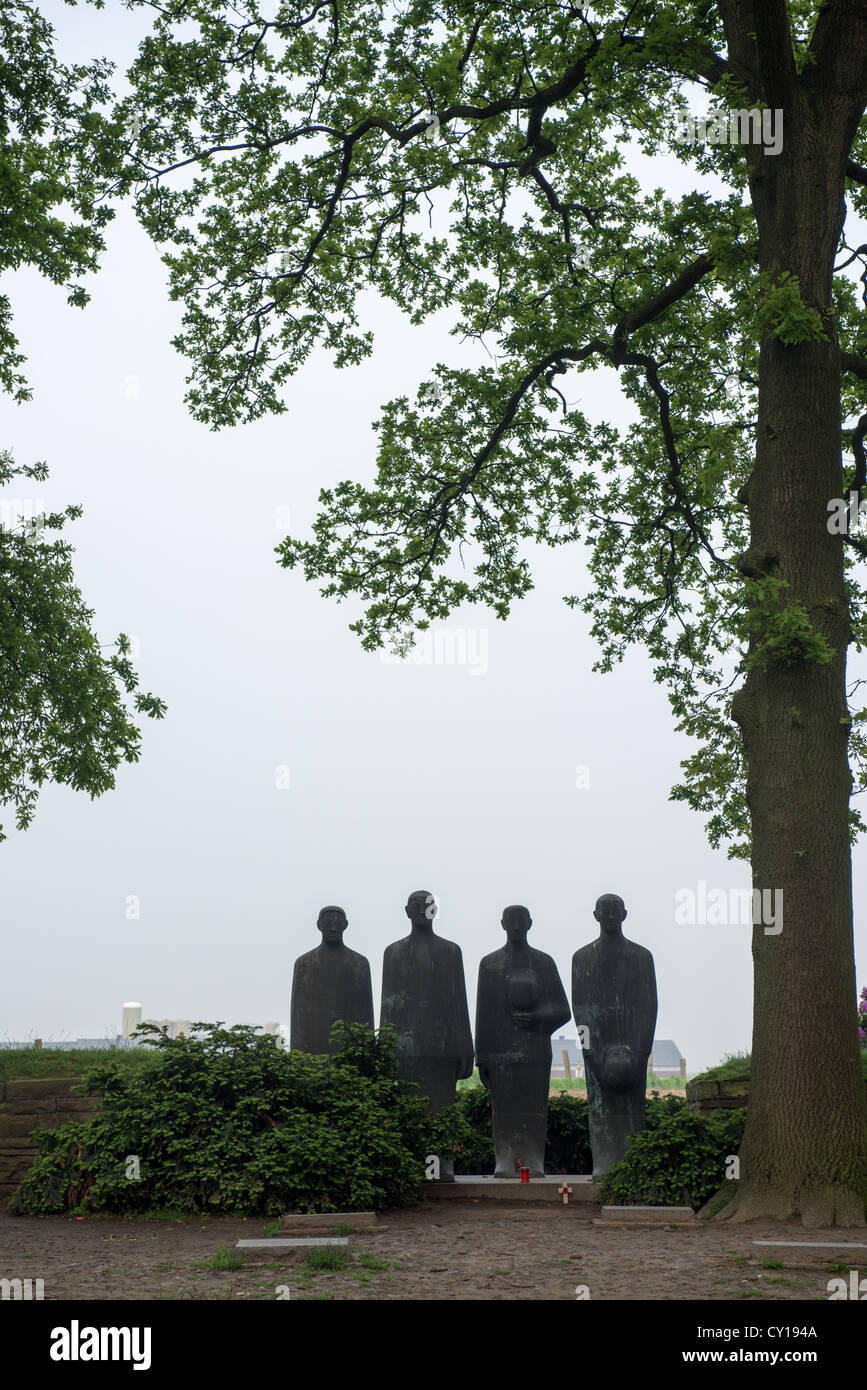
xmin=290 ymin=890 xmax=657 ymax=1180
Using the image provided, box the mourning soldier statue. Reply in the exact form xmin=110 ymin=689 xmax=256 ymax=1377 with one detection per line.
xmin=476 ymin=904 xmax=571 ymax=1177
xmin=572 ymin=893 xmax=657 ymax=1178
xmin=380 ymin=890 xmax=474 ymax=1180
xmin=290 ymin=905 xmax=374 ymax=1054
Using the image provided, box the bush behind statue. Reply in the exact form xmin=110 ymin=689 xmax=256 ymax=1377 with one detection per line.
xmin=9 ymin=1022 xmax=467 ymax=1216
xmin=598 ymin=1094 xmax=747 ymax=1210
xmin=452 ymin=1088 xmax=592 ymax=1174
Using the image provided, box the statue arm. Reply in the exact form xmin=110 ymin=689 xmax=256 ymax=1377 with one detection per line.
xmin=638 ymin=955 xmax=658 ymax=1057
xmin=361 ymin=958 xmax=375 ymax=1028
xmin=453 ymin=949 xmax=475 ymax=1076
xmin=533 ymin=962 xmax=571 ymax=1033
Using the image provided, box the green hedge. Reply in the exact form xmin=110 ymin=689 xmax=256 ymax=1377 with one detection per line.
xmin=10 ymin=1029 xmax=742 ymax=1215
xmin=453 ymin=1089 xmax=592 ymax=1174
xmin=9 ymin=1023 xmax=466 ymax=1216
xmin=599 ymin=1094 xmax=746 ymax=1210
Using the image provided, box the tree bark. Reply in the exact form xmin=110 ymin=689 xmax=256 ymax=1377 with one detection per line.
xmin=718 ymin=41 xmax=867 ymax=1224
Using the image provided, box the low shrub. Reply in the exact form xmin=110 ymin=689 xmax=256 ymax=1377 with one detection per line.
xmin=452 ymin=1085 xmax=495 ymax=1174
xmin=9 ymin=1022 xmax=463 ymax=1216
xmin=545 ymin=1093 xmax=591 ymax=1173
xmin=451 ymin=1087 xmax=591 ymax=1174
xmin=598 ymin=1094 xmax=746 ymax=1209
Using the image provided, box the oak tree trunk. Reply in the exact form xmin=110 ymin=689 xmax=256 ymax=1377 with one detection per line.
xmin=721 ymin=71 xmax=867 ymax=1225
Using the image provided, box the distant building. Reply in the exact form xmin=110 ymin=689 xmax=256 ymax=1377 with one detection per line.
xmin=1 ymin=1013 xmax=290 ymax=1052
xmin=550 ymin=1036 xmax=686 ymax=1079
xmin=648 ymin=1039 xmax=685 ymax=1077
xmin=121 ymin=1003 xmax=142 ymax=1039
xmin=551 ymin=1037 xmax=584 ymax=1078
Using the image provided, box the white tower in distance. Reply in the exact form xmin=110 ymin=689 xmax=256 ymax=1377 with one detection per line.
xmin=122 ymin=1002 xmax=142 ymax=1039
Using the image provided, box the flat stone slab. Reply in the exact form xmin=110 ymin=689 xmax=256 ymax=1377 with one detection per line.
xmin=751 ymin=1239 xmax=867 ymax=1269
xmin=596 ymin=1205 xmax=697 ymax=1226
xmin=280 ymin=1211 xmax=376 ymax=1233
xmin=422 ymin=1175 xmax=598 ymax=1202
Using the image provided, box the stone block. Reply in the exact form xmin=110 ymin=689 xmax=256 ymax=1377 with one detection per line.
xmin=1 ymin=1099 xmax=57 ymax=1115
xmin=0 ymin=1112 xmax=71 ymax=1140
xmin=54 ymin=1097 xmax=100 ymax=1114
xmin=5 ymin=1078 xmax=80 ymax=1101
xmin=422 ymin=1174 xmax=598 ymax=1202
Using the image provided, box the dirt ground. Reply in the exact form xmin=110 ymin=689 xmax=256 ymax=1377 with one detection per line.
xmin=0 ymin=1201 xmax=860 ymax=1300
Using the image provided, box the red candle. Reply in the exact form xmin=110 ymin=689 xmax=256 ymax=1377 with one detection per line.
xmin=520 ymin=1166 xmax=530 ymax=1183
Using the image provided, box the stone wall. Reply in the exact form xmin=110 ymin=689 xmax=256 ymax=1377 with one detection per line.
xmin=685 ymin=1077 xmax=749 ymax=1115
xmin=0 ymin=1078 xmax=100 ymax=1207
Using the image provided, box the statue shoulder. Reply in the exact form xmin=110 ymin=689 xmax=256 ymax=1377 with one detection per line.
xmin=478 ymin=947 xmax=503 ymax=972
xmin=438 ymin=936 xmax=464 ymax=961
xmin=530 ymin=946 xmax=558 ymax=969
xmin=625 ymin=938 xmax=655 ymax=963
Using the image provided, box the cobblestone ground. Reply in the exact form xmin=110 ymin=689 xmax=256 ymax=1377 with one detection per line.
xmin=0 ymin=1202 xmax=861 ymax=1300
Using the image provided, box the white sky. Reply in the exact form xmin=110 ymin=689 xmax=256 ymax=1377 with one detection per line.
xmin=3 ymin=2 xmax=866 ymax=1071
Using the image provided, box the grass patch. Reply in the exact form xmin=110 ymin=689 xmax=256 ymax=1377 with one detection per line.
xmin=263 ymin=1220 xmax=282 ymax=1237
xmin=761 ymin=1259 xmax=783 ymax=1270
xmin=356 ymin=1251 xmax=388 ymax=1270
xmin=333 ymin=1223 xmax=354 ymax=1235
xmin=0 ymin=1046 xmax=158 ymax=1081
xmin=208 ymin=1246 xmax=245 ymax=1272
xmin=305 ymin=1247 xmax=350 ymax=1272
xmin=691 ymin=1051 xmax=751 ymax=1084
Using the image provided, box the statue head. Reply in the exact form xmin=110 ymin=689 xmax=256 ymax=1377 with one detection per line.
xmin=317 ymin=905 xmax=348 ymax=945
xmin=406 ymin=889 xmax=437 ymax=928
xmin=502 ymin=904 xmax=532 ymax=943
xmin=594 ymin=893 xmax=626 ymax=935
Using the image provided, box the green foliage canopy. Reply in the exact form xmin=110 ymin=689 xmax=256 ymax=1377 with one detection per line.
xmin=0 ymin=452 xmax=166 ymax=841
xmin=0 ymin=3 xmax=165 ymax=839
xmin=115 ymin=0 xmax=867 ymax=856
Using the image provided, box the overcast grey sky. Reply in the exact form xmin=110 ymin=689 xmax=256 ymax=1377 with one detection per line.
xmin=3 ymin=2 xmax=865 ymax=1070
